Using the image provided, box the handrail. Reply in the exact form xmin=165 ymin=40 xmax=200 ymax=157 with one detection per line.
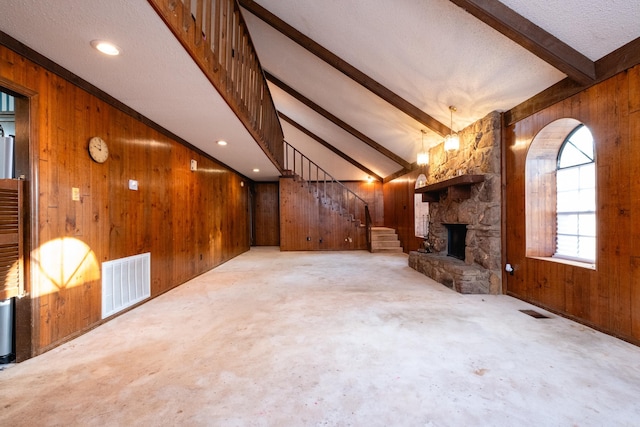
xmin=364 ymin=205 xmax=372 ymax=252
xmin=284 ymin=141 xmax=367 ymax=204
xmin=148 ymin=0 xmax=285 ymax=172
xmin=284 ymin=141 xmax=371 ymax=248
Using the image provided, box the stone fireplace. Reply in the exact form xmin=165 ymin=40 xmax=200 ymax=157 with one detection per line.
xmin=409 ymin=112 xmax=502 ymax=294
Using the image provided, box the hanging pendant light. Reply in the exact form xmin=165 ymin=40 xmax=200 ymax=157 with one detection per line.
xmin=444 ymin=106 xmax=459 ymax=152
xmin=417 ymin=129 xmax=429 ymax=166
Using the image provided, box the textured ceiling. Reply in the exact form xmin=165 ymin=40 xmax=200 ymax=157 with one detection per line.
xmin=241 ymin=0 xmax=639 ymax=180
xmin=499 ymin=0 xmax=640 ymax=61
xmin=1 ymin=0 xmax=639 ymax=181
xmin=0 ymin=0 xmax=280 ymax=180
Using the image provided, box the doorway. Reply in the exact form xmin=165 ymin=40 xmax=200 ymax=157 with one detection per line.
xmin=0 ymin=86 xmax=31 ymax=362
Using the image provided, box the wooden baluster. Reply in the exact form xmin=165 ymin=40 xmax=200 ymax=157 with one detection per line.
xmin=213 ymin=0 xmax=221 ymax=72
xmin=183 ymin=0 xmax=192 ymax=32
xmin=227 ymin=3 xmax=233 ymax=89
xmin=203 ymin=0 xmax=213 ymax=63
xmin=219 ymin=0 xmax=227 ymax=75
xmin=148 ymin=0 xmax=286 ymax=173
xmin=194 ymin=0 xmax=203 ymax=46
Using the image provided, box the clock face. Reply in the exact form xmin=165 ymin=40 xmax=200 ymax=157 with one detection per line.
xmin=88 ymin=136 xmax=109 ymax=163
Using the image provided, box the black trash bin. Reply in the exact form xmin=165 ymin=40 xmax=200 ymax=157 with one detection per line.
xmin=0 ymin=298 xmax=14 ymax=364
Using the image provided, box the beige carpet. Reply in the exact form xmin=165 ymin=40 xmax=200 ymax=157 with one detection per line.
xmin=1 ymin=247 xmax=639 ymax=426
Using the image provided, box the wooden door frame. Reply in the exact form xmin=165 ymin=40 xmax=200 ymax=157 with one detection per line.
xmin=0 ymin=79 xmax=38 ymax=361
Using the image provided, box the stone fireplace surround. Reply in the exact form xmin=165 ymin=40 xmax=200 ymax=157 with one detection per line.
xmin=409 ymin=112 xmax=502 ymax=294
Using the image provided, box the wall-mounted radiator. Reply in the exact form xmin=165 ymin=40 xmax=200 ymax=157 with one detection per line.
xmin=102 ymin=253 xmax=150 ymax=319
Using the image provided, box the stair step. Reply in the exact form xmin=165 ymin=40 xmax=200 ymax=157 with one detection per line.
xmin=369 ymin=226 xmax=403 ymax=253
xmin=371 ymin=247 xmax=404 ymax=253
xmin=371 ymin=234 xmax=398 ymax=241
xmin=372 ymin=240 xmax=401 ymax=248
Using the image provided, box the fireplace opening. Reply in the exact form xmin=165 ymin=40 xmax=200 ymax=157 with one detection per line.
xmin=444 ymin=223 xmax=467 ymax=260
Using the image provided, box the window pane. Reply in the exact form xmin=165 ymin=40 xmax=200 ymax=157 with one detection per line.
xmin=558 ymin=125 xmax=594 ymax=168
xmin=557 ymin=190 xmax=580 ymax=212
xmin=578 ymin=236 xmax=596 ymax=261
xmin=557 ymin=213 xmax=578 ymax=234
xmin=557 ymin=235 xmax=578 ymax=256
xmin=557 ymin=168 xmax=579 ymax=191
xmin=579 ymin=188 xmax=596 ymax=211
xmin=579 ymin=163 xmax=596 ymax=189
xmin=559 ymin=143 xmax=592 ymax=168
xmin=570 ymin=126 xmax=594 ymax=160
xmin=555 ymin=124 xmax=596 ymax=263
xmin=579 ymin=213 xmax=596 ymax=237
xmin=414 ymin=193 xmax=429 ymax=238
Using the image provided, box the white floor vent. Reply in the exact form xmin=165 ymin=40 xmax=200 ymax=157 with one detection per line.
xmin=102 ymin=253 xmax=151 ymax=319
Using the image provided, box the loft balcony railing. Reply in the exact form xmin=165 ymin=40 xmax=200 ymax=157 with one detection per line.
xmin=284 ymin=141 xmax=372 ymax=251
xmin=148 ymin=0 xmax=284 ymax=171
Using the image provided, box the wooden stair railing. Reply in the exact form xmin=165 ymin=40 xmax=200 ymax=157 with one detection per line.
xmin=364 ymin=204 xmax=372 ymax=252
xmin=284 ymin=141 xmax=372 ymax=251
xmin=148 ymin=0 xmax=285 ymax=171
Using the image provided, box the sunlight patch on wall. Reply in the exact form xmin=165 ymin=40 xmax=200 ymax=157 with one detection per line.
xmin=32 ymin=237 xmax=100 ymax=297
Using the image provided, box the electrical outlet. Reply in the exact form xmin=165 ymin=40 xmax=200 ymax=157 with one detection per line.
xmin=72 ymin=187 xmax=80 ymax=201
xmin=190 ymin=159 xmax=197 ymax=171
xmin=128 ymin=179 xmax=138 ymax=191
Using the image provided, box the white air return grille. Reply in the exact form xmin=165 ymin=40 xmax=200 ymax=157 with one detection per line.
xmin=102 ymin=253 xmax=150 ymax=319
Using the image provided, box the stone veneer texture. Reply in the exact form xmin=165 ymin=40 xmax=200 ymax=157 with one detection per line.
xmin=413 ymin=111 xmax=502 ymax=294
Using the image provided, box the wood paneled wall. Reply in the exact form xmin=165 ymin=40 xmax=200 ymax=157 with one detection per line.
xmin=253 ymin=182 xmax=280 ymax=246
xmin=0 ymin=45 xmax=250 ymax=355
xmin=505 ymin=64 xmax=640 ymax=344
xmin=342 ymin=181 xmax=384 ymax=226
xmin=383 ymin=168 xmax=425 ymax=254
xmin=279 ymin=177 xmax=367 ymax=251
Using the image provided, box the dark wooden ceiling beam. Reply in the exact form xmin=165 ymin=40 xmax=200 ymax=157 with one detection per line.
xmin=265 ymin=71 xmax=413 ymax=171
xmin=238 ymin=0 xmax=450 ymax=137
xmin=278 ymin=112 xmax=383 ymax=181
xmin=449 ymin=0 xmax=596 ymax=85
xmin=505 ymin=36 xmax=640 ymax=126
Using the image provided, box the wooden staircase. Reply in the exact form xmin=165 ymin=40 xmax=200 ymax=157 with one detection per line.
xmin=371 ymin=227 xmax=403 ymax=253
xmin=281 ymin=142 xmax=372 ymax=251
xmin=279 ymin=174 xmax=369 ymax=251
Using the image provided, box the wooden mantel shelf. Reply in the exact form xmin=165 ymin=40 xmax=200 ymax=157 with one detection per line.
xmin=415 ymin=174 xmax=485 ymax=202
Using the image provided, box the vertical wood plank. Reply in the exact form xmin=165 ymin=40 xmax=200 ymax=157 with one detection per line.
xmin=499 ymin=63 xmax=640 ymax=345
xmin=254 ymin=182 xmax=280 ymax=246
xmin=0 ymin=44 xmax=251 ymax=353
xmin=628 ymin=105 xmax=640 ymax=339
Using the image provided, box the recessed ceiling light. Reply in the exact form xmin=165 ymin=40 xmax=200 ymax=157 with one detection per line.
xmin=217 ymin=140 xmax=228 ymax=146
xmin=253 ymin=168 xmax=260 ymax=173
xmin=91 ymin=40 xmax=121 ymax=56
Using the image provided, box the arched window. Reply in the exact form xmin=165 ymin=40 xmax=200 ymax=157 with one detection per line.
xmin=555 ymin=125 xmax=596 ymax=262
xmin=525 ymin=119 xmax=596 ymax=268
xmin=414 ymin=174 xmax=429 ymax=238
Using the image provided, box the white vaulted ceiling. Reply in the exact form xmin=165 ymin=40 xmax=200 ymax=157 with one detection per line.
xmin=1 ymin=0 xmax=639 ymax=181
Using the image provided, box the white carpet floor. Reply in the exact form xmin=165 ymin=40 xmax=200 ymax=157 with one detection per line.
xmin=1 ymin=247 xmax=639 ymax=426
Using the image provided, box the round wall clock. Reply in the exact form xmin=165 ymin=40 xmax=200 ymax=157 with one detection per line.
xmin=88 ymin=136 xmax=109 ymax=163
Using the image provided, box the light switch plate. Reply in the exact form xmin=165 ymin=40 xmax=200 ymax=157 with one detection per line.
xmin=128 ymin=179 xmax=138 ymax=191
xmin=72 ymin=187 xmax=80 ymax=201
